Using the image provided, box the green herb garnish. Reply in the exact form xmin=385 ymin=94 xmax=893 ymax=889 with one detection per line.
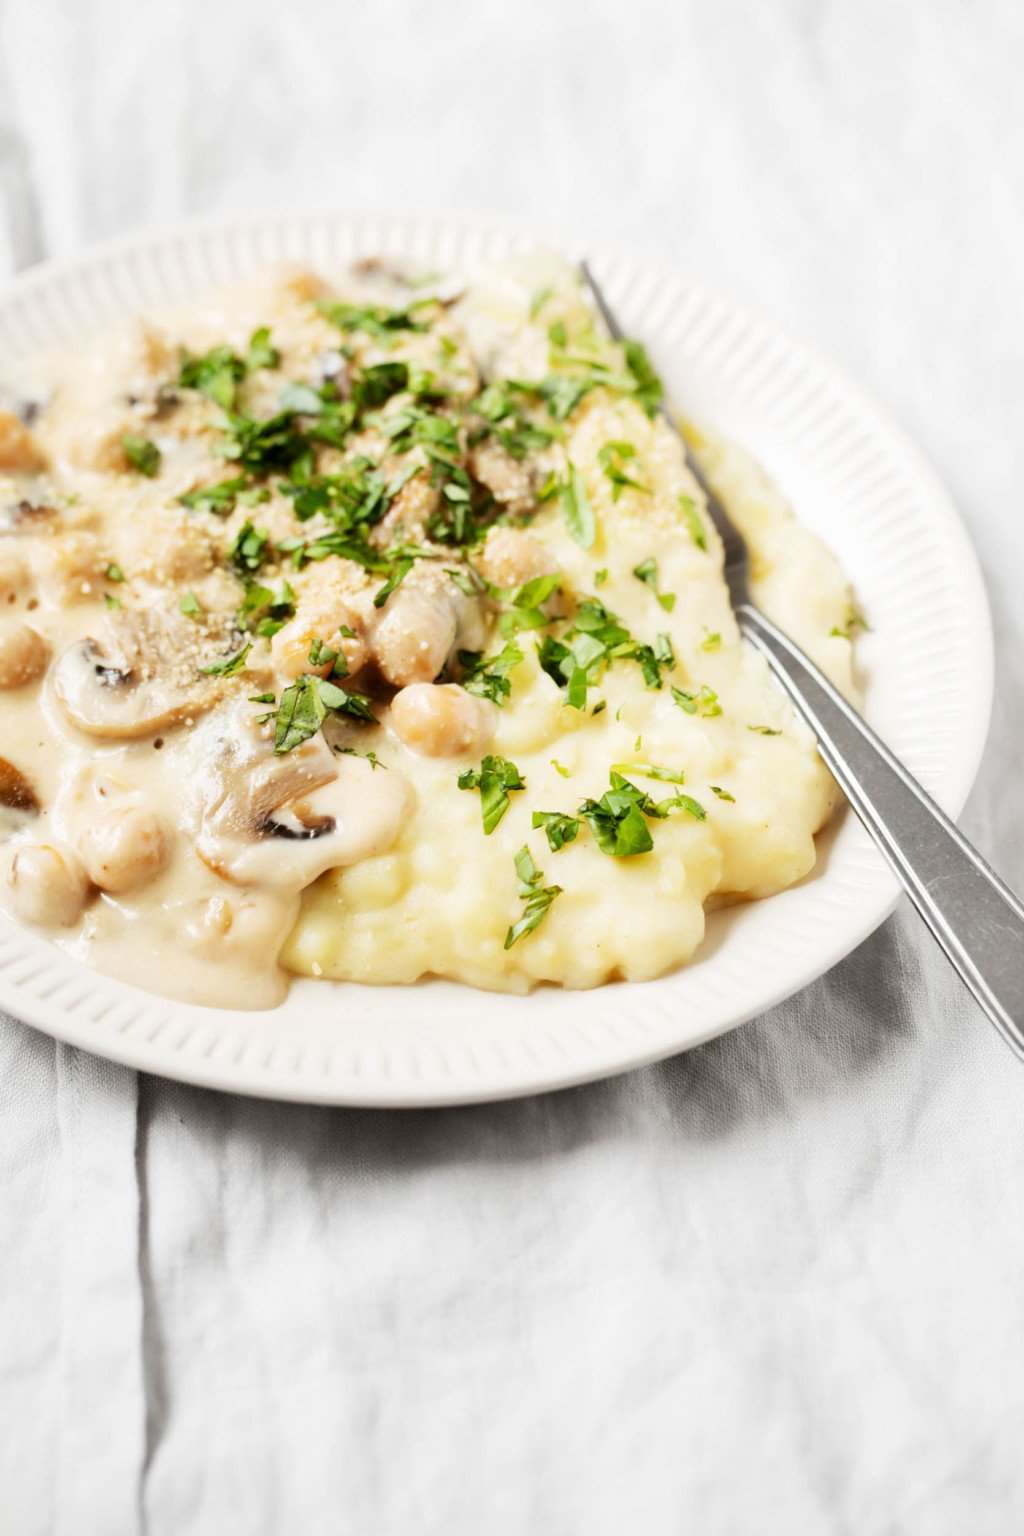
xmin=679 ymin=494 xmax=707 ymax=551
xmin=558 ymin=463 xmax=596 ymax=550
xmin=632 ymin=557 xmax=675 ymax=612
xmin=227 ymin=521 xmax=269 ymax=576
xmin=623 ymin=339 xmax=663 ymax=417
xmin=458 ymin=754 xmax=526 ymax=834
xmin=264 ymin=674 xmax=377 ymax=755
xmin=459 ymin=641 xmax=523 ymax=707
xmin=599 ymin=440 xmax=650 ymax=500
xmin=671 ymin=684 xmax=721 ymax=718
xmin=504 ymin=846 xmax=562 ymax=949
xmin=199 ymin=642 xmax=251 ymax=677
xmin=531 ymin=810 xmax=581 ymax=852
xmin=120 ymin=435 xmax=161 ymax=477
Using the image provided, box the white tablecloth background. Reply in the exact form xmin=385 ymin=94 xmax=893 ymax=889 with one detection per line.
xmin=2 ymin=2 xmax=1023 ymax=1531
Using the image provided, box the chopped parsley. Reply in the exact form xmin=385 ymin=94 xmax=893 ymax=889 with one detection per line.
xmin=239 ymin=580 xmax=297 ymax=638
xmin=679 ymin=494 xmax=707 ymax=551
xmin=830 ymin=606 xmax=870 ymax=639
xmin=496 ymin=573 xmax=561 ymax=639
xmin=372 ymin=556 xmax=416 ymax=609
xmin=317 ymin=299 xmax=430 ymax=342
xmin=457 ymin=754 xmax=526 ymax=834
xmin=120 ymin=435 xmax=161 ymax=477
xmin=529 ymin=286 xmax=553 ymax=319
xmin=459 ymin=641 xmax=523 ymax=707
xmin=599 ymin=440 xmax=649 ymax=500
xmin=227 ymin=521 xmax=270 ymax=576
xmin=504 ymin=846 xmax=562 ymax=949
xmin=578 ymin=773 xmax=655 ymax=857
xmin=260 ymin=674 xmax=377 ymax=755
xmin=307 ymin=633 xmax=349 ymax=677
xmin=610 ymin=761 xmax=688 ymax=785
xmin=557 ymin=463 xmax=596 ymax=549
xmin=671 ymin=684 xmax=722 ymax=718
xmin=748 ymin=724 xmax=782 ymax=736
xmin=538 ymin=596 xmax=675 ymax=709
xmin=178 ymin=327 xmax=279 ymax=411
xmin=105 ymin=562 xmax=125 ymax=583
xmin=710 ymin=785 xmax=735 ymax=802
xmin=340 ymin=747 xmax=387 ymax=770
xmin=577 ymin=769 xmax=706 ymax=858
xmin=632 ymin=557 xmax=675 ymax=612
xmin=179 ymin=476 xmax=255 ymax=515
xmin=531 ymin=810 xmax=581 ymax=852
xmin=622 ymin=340 xmax=663 ymax=416
xmin=179 ymin=590 xmax=202 ymax=618
xmin=701 ymin=628 xmax=721 ymax=651
xmin=199 ymin=642 xmax=251 ymax=678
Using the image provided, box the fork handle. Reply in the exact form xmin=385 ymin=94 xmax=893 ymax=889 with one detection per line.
xmin=737 ymin=602 xmax=1024 ymax=1058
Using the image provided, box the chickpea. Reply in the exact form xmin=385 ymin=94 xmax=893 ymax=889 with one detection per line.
xmin=271 ymin=607 xmax=370 ymax=680
xmin=0 ymin=545 xmax=32 ymax=608
xmin=477 ymin=527 xmax=556 ymax=590
xmin=0 ymin=410 xmax=45 ymax=474
xmin=270 ymin=264 xmax=328 ymax=304
xmin=373 ymin=587 xmax=457 ymax=686
xmin=390 ymin=683 xmax=497 ymax=757
xmin=78 ymin=808 xmax=171 ymax=894
xmin=120 ymin=508 xmax=214 ymax=585
xmin=8 ymin=841 xmax=90 ymax=927
xmin=0 ymin=620 xmax=49 ymax=688
xmin=32 ymin=531 xmax=106 ymax=604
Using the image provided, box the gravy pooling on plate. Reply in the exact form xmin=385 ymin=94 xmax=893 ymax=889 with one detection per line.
xmin=0 ymin=255 xmax=859 ymax=1008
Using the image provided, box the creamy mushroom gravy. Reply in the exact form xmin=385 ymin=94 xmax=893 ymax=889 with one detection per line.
xmin=0 ymin=255 xmax=859 ymax=1008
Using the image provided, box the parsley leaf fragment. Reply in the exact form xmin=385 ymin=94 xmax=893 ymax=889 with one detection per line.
xmin=121 ymin=435 xmax=161 ymax=477
xmin=458 ymin=754 xmax=526 ymax=834
xmin=632 ymin=556 xmax=676 ymax=612
xmin=531 ymin=810 xmax=581 ymax=852
xmin=459 ymin=641 xmax=523 ymax=707
xmin=558 ymin=463 xmax=596 ymax=550
xmin=504 ymin=846 xmax=562 ymax=949
xmin=267 ymin=674 xmax=377 ymax=755
xmin=679 ymin=494 xmax=707 ymax=551
xmin=199 ymin=642 xmax=251 ymax=677
xmin=599 ymin=440 xmax=650 ymax=500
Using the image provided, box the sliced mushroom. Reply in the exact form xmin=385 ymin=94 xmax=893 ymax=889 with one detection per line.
xmin=0 ymin=499 xmax=57 ymax=535
xmin=52 ymin=611 xmax=220 ymax=738
xmin=0 ymin=410 xmax=45 ymax=473
xmin=0 ymin=388 xmax=47 ymax=428
xmin=0 ymin=757 xmax=39 ymax=840
xmin=190 ymin=699 xmax=408 ymax=886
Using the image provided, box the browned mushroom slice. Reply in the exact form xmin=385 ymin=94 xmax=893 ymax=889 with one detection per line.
xmin=0 ymin=500 xmax=58 ymax=534
xmin=52 ymin=611 xmax=221 ymax=739
xmin=191 ymin=701 xmax=408 ymax=887
xmin=0 ymin=410 xmax=46 ymax=473
xmin=0 ymin=757 xmax=40 ymax=840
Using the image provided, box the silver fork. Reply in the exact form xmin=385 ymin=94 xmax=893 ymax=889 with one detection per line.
xmin=580 ymin=260 xmax=1024 ymax=1060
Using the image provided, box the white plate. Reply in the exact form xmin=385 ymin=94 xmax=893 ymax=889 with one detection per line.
xmin=0 ymin=211 xmax=993 ymax=1105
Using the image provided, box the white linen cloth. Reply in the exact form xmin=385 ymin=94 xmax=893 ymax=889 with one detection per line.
xmin=1 ymin=1 xmax=1023 ymax=1530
